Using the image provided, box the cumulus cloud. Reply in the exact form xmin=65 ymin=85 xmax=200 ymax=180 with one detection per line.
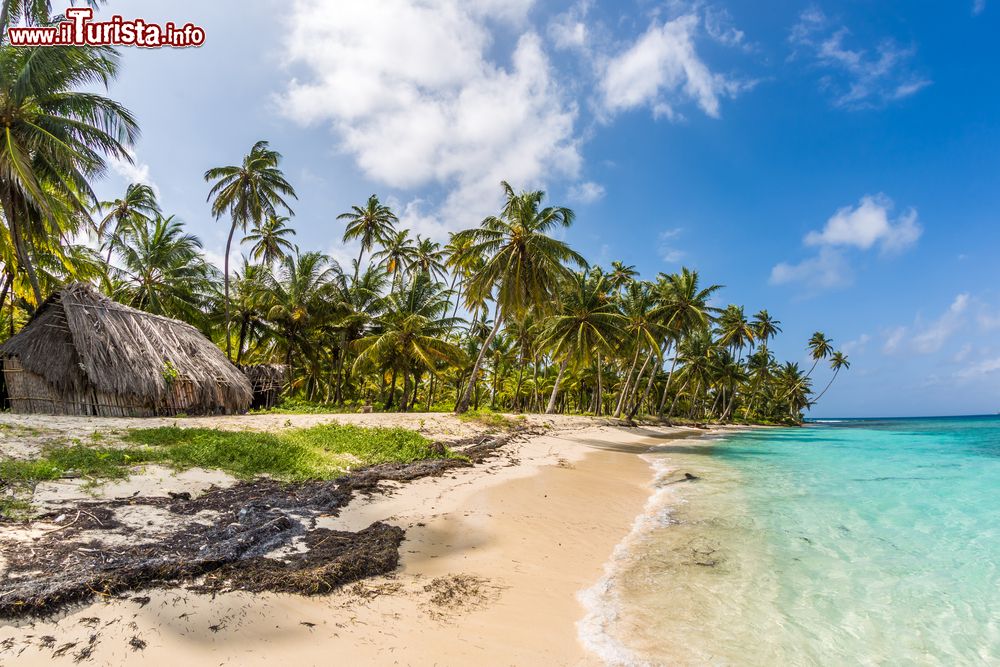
xmin=770 ymin=246 xmax=852 ymax=290
xmin=548 ymin=0 xmax=591 ymax=50
xmin=280 ymin=0 xmax=580 ymax=231
xmin=567 ymin=181 xmax=605 ymax=204
xmin=599 ymin=13 xmax=753 ymax=120
xmin=804 ymin=194 xmax=921 ymax=254
xmin=771 ymin=194 xmax=920 ymax=293
xmin=790 ymin=7 xmax=930 ymax=109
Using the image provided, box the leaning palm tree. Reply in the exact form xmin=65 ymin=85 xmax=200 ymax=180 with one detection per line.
xmin=811 ymin=351 xmax=850 ymax=403
xmin=805 ymin=331 xmax=834 ymax=379
xmin=337 ymin=194 xmax=398 ymax=284
xmin=245 ymin=215 xmax=296 ymax=266
xmin=452 ymin=181 xmax=586 ymax=414
xmin=0 ymin=44 xmax=138 ymax=304
xmin=97 ymin=183 xmax=160 ymax=264
xmin=205 ymin=140 xmax=297 ymax=359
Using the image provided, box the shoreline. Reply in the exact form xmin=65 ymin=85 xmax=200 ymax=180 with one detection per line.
xmin=0 ymin=417 xmax=730 ymax=665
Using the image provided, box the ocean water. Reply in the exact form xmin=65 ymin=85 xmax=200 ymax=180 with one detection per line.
xmin=580 ymin=417 xmax=1000 ymax=666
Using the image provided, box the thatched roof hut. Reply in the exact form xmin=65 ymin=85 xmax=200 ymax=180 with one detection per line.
xmin=0 ymin=283 xmax=252 ymax=417
xmin=239 ymin=364 xmax=287 ymax=410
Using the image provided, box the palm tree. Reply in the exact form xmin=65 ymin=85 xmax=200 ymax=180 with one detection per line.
xmin=653 ymin=268 xmax=722 ymax=417
xmin=811 ymin=351 xmax=850 ymax=403
xmin=452 ymin=181 xmax=586 ymax=414
xmin=372 ymin=229 xmax=418 ymax=292
xmin=805 ymin=331 xmax=834 ymax=378
xmin=0 ymin=44 xmax=138 ymax=304
xmin=744 ymin=310 xmax=782 ymax=419
xmin=264 ymin=250 xmax=340 ymax=397
xmin=774 ymin=362 xmax=812 ymax=422
xmin=245 ymin=215 xmax=296 ymax=266
xmin=613 ymin=280 xmax=660 ymax=417
xmin=112 ymin=214 xmax=216 ymax=325
xmin=608 ymin=261 xmax=638 ymax=292
xmin=205 ymin=140 xmax=297 ymax=359
xmin=410 ymin=235 xmax=448 ymax=285
xmin=0 ymin=0 xmax=106 ymax=40
xmin=337 ymin=194 xmax=397 ymax=284
xmin=540 ymin=271 xmax=623 ymax=415
xmin=97 ymin=183 xmax=160 ymax=264
xmin=354 ymin=274 xmax=464 ymax=411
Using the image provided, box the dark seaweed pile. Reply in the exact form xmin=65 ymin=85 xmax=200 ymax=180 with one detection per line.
xmin=0 ymin=430 xmax=529 ymax=619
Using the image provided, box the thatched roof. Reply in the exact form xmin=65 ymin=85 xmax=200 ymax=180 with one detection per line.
xmin=0 ymin=283 xmax=251 ymax=410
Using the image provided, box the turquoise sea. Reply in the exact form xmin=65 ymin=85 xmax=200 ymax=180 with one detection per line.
xmin=580 ymin=416 xmax=1000 ymax=665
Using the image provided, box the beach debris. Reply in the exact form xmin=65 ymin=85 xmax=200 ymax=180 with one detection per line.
xmin=128 ymin=635 xmax=146 ymax=651
xmin=0 ymin=430 xmax=529 ymax=619
xmin=421 ymin=574 xmax=503 ymax=619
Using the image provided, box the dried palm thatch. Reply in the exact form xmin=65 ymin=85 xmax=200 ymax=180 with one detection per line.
xmin=0 ymin=283 xmax=251 ymax=416
xmin=239 ymin=364 xmax=287 ymax=410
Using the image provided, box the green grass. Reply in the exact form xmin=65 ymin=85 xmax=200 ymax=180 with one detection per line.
xmin=456 ymin=409 xmax=525 ymax=430
xmin=0 ymin=423 xmax=450 ymax=518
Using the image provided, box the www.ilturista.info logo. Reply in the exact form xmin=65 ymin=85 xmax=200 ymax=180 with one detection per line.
xmin=6 ymin=8 xmax=205 ymax=47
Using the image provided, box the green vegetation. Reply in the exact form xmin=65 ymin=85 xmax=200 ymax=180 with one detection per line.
xmin=0 ymin=18 xmax=847 ymax=425
xmin=0 ymin=424 xmax=450 ymax=518
xmin=456 ymin=409 xmax=523 ymax=431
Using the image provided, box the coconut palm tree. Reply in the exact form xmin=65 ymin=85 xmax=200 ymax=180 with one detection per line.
xmin=744 ymin=310 xmax=782 ymax=419
xmin=805 ymin=331 xmax=834 ymax=378
xmin=452 ymin=181 xmax=586 ymax=414
xmin=0 ymin=44 xmax=138 ymax=304
xmin=111 ymin=214 xmax=216 ymax=325
xmin=812 ymin=351 xmax=850 ymax=403
xmin=245 ymin=215 xmax=296 ymax=266
xmin=0 ymin=0 xmax=106 ymax=41
xmin=653 ymin=268 xmax=722 ymax=417
xmin=337 ymin=194 xmax=397 ymax=284
xmin=205 ymin=140 xmax=297 ymax=359
xmin=614 ymin=280 xmax=661 ymax=417
xmin=353 ymin=274 xmax=464 ymax=411
xmin=372 ymin=229 xmax=418 ymax=292
xmin=97 ymin=183 xmax=160 ymax=264
xmin=608 ymin=261 xmax=638 ymax=292
xmin=410 ymin=235 xmax=447 ymax=285
xmin=540 ymin=270 xmax=623 ymax=415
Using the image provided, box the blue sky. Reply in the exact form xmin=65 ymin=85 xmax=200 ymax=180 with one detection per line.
xmin=88 ymin=0 xmax=1000 ymax=418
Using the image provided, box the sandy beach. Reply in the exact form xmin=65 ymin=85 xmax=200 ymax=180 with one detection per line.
xmin=0 ymin=414 xmax=714 ymax=665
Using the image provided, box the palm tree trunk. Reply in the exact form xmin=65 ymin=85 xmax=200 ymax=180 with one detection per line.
xmin=667 ymin=377 xmax=689 ymax=421
xmin=657 ymin=352 xmax=680 ymax=417
xmin=626 ymin=352 xmax=655 ymax=419
xmin=235 ymin=317 xmax=249 ymax=364
xmin=354 ymin=246 xmax=365 ymax=285
xmin=614 ymin=345 xmax=642 ymax=418
xmin=223 ymin=219 xmax=237 ymax=360
xmin=811 ymin=368 xmax=841 ymax=403
xmin=546 ymin=358 xmax=568 ymax=414
xmin=385 ymin=368 xmax=397 ymax=410
xmin=456 ymin=307 xmax=503 ymax=414
xmin=595 ymin=352 xmax=604 ymax=416
xmin=0 ymin=0 xmax=13 ymax=44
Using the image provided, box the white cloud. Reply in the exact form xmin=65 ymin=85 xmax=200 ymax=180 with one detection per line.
xmin=107 ymin=149 xmax=160 ymax=198
xmin=280 ymin=0 xmax=580 ymax=231
xmin=804 ymin=194 xmax=921 ymax=254
xmin=567 ymin=181 xmax=605 ymax=204
xmin=882 ymin=326 xmax=907 ymax=354
xmin=790 ymin=8 xmax=930 ymax=109
xmin=548 ymin=1 xmax=591 ymax=50
xmin=704 ymin=6 xmax=745 ymax=48
xmin=973 ymin=0 xmax=986 ymax=16
xmin=772 ymin=194 xmax=920 ymax=294
xmin=599 ymin=13 xmax=753 ymax=120
xmin=658 ymin=228 xmax=685 ymax=263
xmin=912 ymin=293 xmax=970 ymax=354
xmin=956 ymin=356 xmax=1000 ymax=379
xmin=769 ymin=246 xmax=851 ymax=290
xmin=841 ymin=333 xmax=870 ymax=356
